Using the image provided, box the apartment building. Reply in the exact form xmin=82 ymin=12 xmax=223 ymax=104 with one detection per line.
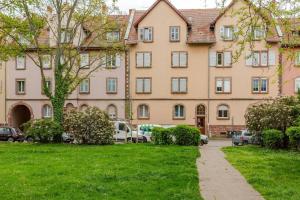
xmin=5 ymin=11 xmax=128 ymax=128
xmin=125 ymin=0 xmax=281 ymax=135
xmin=0 ymin=61 xmax=5 ymax=124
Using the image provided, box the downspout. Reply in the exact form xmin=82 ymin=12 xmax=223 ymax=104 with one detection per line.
xmin=207 ymin=46 xmax=211 ymax=138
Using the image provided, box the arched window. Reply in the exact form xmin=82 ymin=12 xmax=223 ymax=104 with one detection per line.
xmin=174 ymin=105 xmax=185 ymax=119
xmin=107 ymin=104 xmax=118 ymax=119
xmin=295 ymin=77 xmax=300 ymax=93
xmin=65 ymin=103 xmax=75 ymax=111
xmin=196 ymin=105 xmax=205 ymax=116
xmin=137 ymin=104 xmax=149 ymax=119
xmin=42 ymin=105 xmax=52 ymax=118
xmin=80 ymin=104 xmax=88 ymax=111
xmin=217 ymin=104 xmax=229 ymax=119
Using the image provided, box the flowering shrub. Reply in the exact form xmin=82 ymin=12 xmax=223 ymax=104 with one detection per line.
xmin=64 ymin=107 xmax=114 ymax=145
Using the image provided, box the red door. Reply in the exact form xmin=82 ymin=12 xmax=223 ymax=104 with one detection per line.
xmin=197 ymin=117 xmax=205 ymax=135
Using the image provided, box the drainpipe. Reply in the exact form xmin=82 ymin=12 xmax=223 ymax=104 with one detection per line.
xmin=208 ymin=47 xmax=211 ymax=138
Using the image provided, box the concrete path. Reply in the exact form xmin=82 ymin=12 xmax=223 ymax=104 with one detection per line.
xmin=197 ymin=140 xmax=264 ymax=200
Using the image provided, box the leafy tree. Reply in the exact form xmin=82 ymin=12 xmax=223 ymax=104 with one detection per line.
xmin=0 ymin=0 xmax=125 ymax=124
xmin=245 ymin=96 xmax=300 ymax=133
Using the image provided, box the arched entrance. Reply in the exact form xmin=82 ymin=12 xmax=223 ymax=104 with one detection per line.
xmin=10 ymin=104 xmax=32 ymax=130
xmin=196 ymin=105 xmax=206 ymax=135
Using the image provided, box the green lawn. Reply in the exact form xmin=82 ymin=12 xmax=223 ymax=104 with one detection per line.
xmin=223 ymin=146 xmax=300 ymax=200
xmin=0 ymin=143 xmax=201 ymax=200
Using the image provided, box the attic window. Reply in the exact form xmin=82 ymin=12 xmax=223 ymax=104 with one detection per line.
xmin=138 ymin=27 xmax=153 ymax=42
xmin=106 ymin=31 xmax=120 ymax=42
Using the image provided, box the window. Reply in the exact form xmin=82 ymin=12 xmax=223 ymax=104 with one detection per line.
xmin=80 ymin=104 xmax=88 ymax=111
xmin=247 ymin=51 xmax=271 ymax=67
xmin=138 ymin=104 xmax=150 ymax=119
xmin=295 ymin=52 xmax=300 ymax=66
xmin=295 ymin=78 xmax=300 ymax=93
xmin=42 ymin=105 xmax=52 ymax=118
xmin=172 ymin=78 xmax=187 ymax=93
xmin=217 ymin=52 xmax=223 ymax=66
xmin=221 ymin=26 xmax=234 ymax=40
xmin=42 ymin=79 xmax=52 ymax=94
xmin=106 ymin=31 xmax=120 ymax=42
xmin=209 ymin=51 xmax=231 ymax=67
xmin=61 ymin=29 xmax=72 ymax=43
xmin=106 ymin=54 xmax=121 ymax=68
xmin=107 ymin=105 xmax=117 ymax=119
xmin=170 ymin=26 xmax=180 ymax=42
xmin=139 ymin=27 xmax=153 ymax=42
xmin=253 ymin=26 xmax=264 ymax=40
xmin=174 ymin=105 xmax=185 ymax=119
xmin=136 ymin=52 xmax=151 ymax=68
xmin=19 ymin=35 xmax=30 ymax=45
xmin=136 ymin=78 xmax=151 ymax=94
xmin=42 ymin=55 xmax=51 ymax=69
xmin=252 ymin=78 xmax=268 ymax=93
xmin=217 ymin=105 xmax=229 ymax=119
xmin=79 ymin=79 xmax=90 ymax=94
xmin=196 ymin=105 xmax=205 ymax=116
xmin=216 ymin=78 xmax=231 ymax=93
xmin=172 ymin=52 xmax=187 ymax=67
xmin=106 ymin=78 xmax=117 ymax=94
xmin=16 ymin=79 xmax=25 ymax=95
xmin=16 ymin=55 xmax=25 ymax=69
xmin=80 ymin=53 xmax=89 ymax=68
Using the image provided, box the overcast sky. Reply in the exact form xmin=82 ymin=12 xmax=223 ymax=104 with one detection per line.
xmin=115 ymin=0 xmax=218 ymax=13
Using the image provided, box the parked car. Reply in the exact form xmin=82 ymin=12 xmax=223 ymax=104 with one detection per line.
xmin=232 ymin=130 xmax=253 ymax=145
xmin=0 ymin=126 xmax=24 ymax=142
xmin=200 ymin=134 xmax=209 ymax=145
xmin=113 ymin=121 xmax=147 ymax=142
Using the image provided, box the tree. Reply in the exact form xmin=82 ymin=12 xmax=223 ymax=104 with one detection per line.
xmin=0 ymin=0 xmax=125 ymax=124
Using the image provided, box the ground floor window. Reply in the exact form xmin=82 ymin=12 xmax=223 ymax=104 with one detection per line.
xmin=174 ymin=104 xmax=185 ymax=119
xmin=217 ymin=104 xmax=230 ymax=119
xmin=107 ymin=104 xmax=117 ymax=119
xmin=42 ymin=104 xmax=52 ymax=118
xmin=137 ymin=104 xmax=149 ymax=119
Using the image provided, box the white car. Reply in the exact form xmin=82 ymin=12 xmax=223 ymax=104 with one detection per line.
xmin=113 ymin=121 xmax=147 ymax=142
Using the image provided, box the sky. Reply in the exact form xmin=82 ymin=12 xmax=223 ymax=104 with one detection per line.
xmin=115 ymin=0 xmax=218 ymax=13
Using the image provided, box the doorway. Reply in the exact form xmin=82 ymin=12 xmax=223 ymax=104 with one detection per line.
xmin=10 ymin=105 xmax=32 ymax=130
xmin=196 ymin=105 xmax=206 ymax=135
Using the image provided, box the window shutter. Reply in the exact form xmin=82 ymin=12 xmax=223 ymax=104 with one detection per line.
xmin=224 ymin=79 xmax=231 ymax=92
xmin=172 ymin=52 xmax=179 ymax=67
xmin=144 ymin=53 xmax=151 ymax=67
xmin=295 ymin=78 xmax=300 ymax=93
xmin=136 ymin=79 xmax=143 ymax=93
xmin=138 ymin=28 xmax=144 ymax=41
xmin=180 ymin=79 xmax=187 ymax=92
xmin=144 ymin=79 xmax=151 ymax=93
xmin=234 ymin=27 xmax=239 ymax=40
xmin=149 ymin=27 xmax=153 ymax=41
xmin=115 ymin=54 xmax=121 ymax=67
xmin=172 ymin=79 xmax=179 ymax=92
xmin=209 ymin=51 xmax=217 ymax=67
xmin=261 ymin=52 xmax=268 ymax=66
xmin=136 ymin=53 xmax=144 ymax=67
xmin=268 ymin=50 xmax=276 ymax=66
xmin=220 ymin=26 xmax=225 ymax=39
xmin=180 ymin=52 xmax=187 ymax=67
xmin=245 ymin=52 xmax=253 ymax=66
xmin=224 ymin=52 xmax=232 ymax=66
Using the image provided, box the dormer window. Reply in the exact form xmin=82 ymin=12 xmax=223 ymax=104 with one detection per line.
xmin=252 ymin=26 xmax=264 ymax=40
xmin=106 ymin=31 xmax=120 ymax=42
xmin=139 ymin=27 xmax=153 ymax=42
xmin=170 ymin=26 xmax=180 ymax=42
xmin=60 ymin=29 xmax=72 ymax=43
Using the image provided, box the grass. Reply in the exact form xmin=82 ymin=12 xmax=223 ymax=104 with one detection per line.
xmin=223 ymin=146 xmax=300 ymax=200
xmin=0 ymin=142 xmax=201 ymax=200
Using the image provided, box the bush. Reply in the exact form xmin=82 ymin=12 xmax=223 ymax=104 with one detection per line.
xmin=262 ymin=129 xmax=284 ymax=149
xmin=173 ymin=125 xmax=200 ymax=146
xmin=151 ymin=127 xmax=173 ymax=145
xmin=286 ymin=127 xmax=300 ymax=150
xmin=64 ymin=107 xmax=114 ymax=145
xmin=23 ymin=119 xmax=63 ymax=143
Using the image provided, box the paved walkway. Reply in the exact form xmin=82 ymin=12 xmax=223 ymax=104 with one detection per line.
xmin=197 ymin=140 xmax=264 ymax=200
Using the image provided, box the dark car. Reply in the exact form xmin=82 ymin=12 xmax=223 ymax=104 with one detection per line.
xmin=0 ymin=127 xmax=24 ymax=142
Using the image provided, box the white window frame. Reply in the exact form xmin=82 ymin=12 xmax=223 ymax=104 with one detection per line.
xmin=136 ymin=52 xmax=151 ymax=68
xmin=16 ymin=79 xmax=25 ymax=94
xmin=295 ymin=77 xmax=300 ymax=93
xmin=60 ymin=29 xmax=72 ymax=43
xmin=222 ymin=26 xmax=234 ymax=41
xmin=252 ymin=78 xmax=268 ymax=94
xmin=80 ymin=53 xmax=90 ymax=69
xmin=170 ymin=26 xmax=180 ymax=42
xmin=139 ymin=27 xmax=153 ymax=42
xmin=172 ymin=78 xmax=187 ymax=93
xmin=172 ymin=52 xmax=187 ymax=67
xmin=217 ymin=105 xmax=230 ymax=119
xmin=174 ymin=105 xmax=185 ymax=119
xmin=295 ymin=52 xmax=300 ymax=66
xmin=42 ymin=55 xmax=51 ymax=69
xmin=42 ymin=105 xmax=52 ymax=118
xmin=106 ymin=78 xmax=117 ymax=94
xmin=16 ymin=55 xmax=26 ymax=70
xmin=79 ymin=79 xmax=90 ymax=94
xmin=107 ymin=104 xmax=118 ymax=119
xmin=138 ymin=104 xmax=150 ymax=119
xmin=136 ymin=78 xmax=151 ymax=94
xmin=106 ymin=31 xmax=120 ymax=42
xmin=253 ymin=26 xmax=264 ymax=40
xmin=216 ymin=78 xmax=231 ymax=93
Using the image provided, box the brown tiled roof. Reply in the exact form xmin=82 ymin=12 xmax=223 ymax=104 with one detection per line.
xmin=126 ymin=9 xmax=220 ymax=44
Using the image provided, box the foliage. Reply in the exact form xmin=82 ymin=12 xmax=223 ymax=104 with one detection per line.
xmin=245 ymin=96 xmax=300 ymax=133
xmin=151 ymin=127 xmax=173 ymax=145
xmin=173 ymin=125 xmax=200 ymax=146
xmin=63 ymin=107 xmax=114 ymax=145
xmin=23 ymin=119 xmax=63 ymax=143
xmin=262 ymin=129 xmax=285 ymax=149
xmin=286 ymin=127 xmax=300 ymax=150
xmin=0 ymin=0 xmax=124 ymax=124
xmin=0 ymin=143 xmax=202 ymax=200
xmin=223 ymin=146 xmax=300 ymax=200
